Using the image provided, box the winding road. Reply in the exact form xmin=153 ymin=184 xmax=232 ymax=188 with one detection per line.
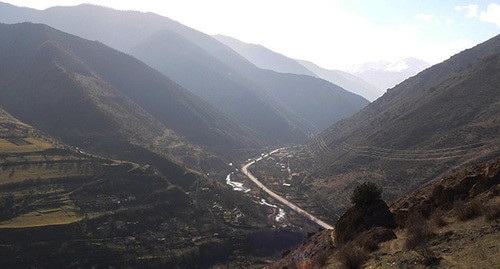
xmin=241 ymin=149 xmax=334 ymax=230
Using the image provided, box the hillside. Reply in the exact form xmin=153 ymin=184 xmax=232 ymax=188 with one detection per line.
xmin=130 ymin=30 xmax=305 ymax=144
xmin=213 ymin=35 xmax=316 ymax=76
xmin=0 ymin=22 xmax=261 ymax=167
xmin=0 ymin=2 xmax=369 ymax=139
xmin=0 ymin=106 xmax=302 ymax=268
xmin=269 ymin=157 xmax=499 ymax=268
xmin=305 ymin=34 xmax=500 ymax=218
xmin=298 ymin=60 xmax=383 ymax=101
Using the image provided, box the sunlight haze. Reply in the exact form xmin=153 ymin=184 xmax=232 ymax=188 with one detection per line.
xmin=3 ymin=0 xmax=500 ymax=70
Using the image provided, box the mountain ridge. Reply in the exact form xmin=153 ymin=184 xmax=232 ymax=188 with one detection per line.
xmin=213 ymin=34 xmax=317 ymax=76
xmin=0 ymin=3 xmax=369 ymax=140
xmin=0 ymin=22 xmax=261 ymax=172
xmin=297 ymin=59 xmax=383 ymax=101
xmin=304 ymin=33 xmax=500 ymax=218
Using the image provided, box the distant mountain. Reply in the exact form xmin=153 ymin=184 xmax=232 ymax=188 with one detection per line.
xmin=214 ymin=34 xmax=381 ymax=102
xmin=352 ymin=58 xmax=431 ymax=90
xmin=130 ymin=30 xmax=305 ymax=144
xmin=306 ymin=34 xmax=500 ymax=217
xmin=0 ymin=2 xmax=369 ymax=139
xmin=297 ymin=60 xmax=383 ymax=101
xmin=0 ymin=22 xmax=261 ymax=170
xmin=213 ymin=35 xmax=316 ymax=76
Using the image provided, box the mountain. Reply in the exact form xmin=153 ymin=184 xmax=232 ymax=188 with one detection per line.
xmin=213 ymin=35 xmax=316 ymax=76
xmin=298 ymin=59 xmax=383 ymax=101
xmin=130 ymin=30 xmax=305 ymax=144
xmin=352 ymin=58 xmax=431 ymax=90
xmin=132 ymin=29 xmax=369 ymax=135
xmin=213 ymin=35 xmax=382 ymax=102
xmin=305 ymin=34 xmax=500 ymax=218
xmin=0 ymin=104 xmax=301 ymax=268
xmin=0 ymin=2 xmax=369 ymax=140
xmin=0 ymin=22 xmax=263 ymax=174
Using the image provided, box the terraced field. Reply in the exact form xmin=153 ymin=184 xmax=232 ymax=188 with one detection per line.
xmin=0 ymin=110 xmax=111 ymax=228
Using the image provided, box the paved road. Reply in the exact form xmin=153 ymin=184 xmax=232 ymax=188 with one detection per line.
xmin=241 ymin=149 xmax=334 ymax=230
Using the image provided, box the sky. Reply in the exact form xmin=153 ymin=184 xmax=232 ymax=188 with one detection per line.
xmin=3 ymin=0 xmax=500 ymax=70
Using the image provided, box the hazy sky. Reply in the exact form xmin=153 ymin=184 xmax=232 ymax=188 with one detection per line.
xmin=3 ymin=0 xmax=500 ymax=70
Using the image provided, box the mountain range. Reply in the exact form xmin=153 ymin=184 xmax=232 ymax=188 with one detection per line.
xmin=214 ymin=34 xmax=383 ymax=102
xmin=0 ymin=22 xmax=262 ymax=168
xmin=0 ymin=2 xmax=369 ymax=143
xmin=297 ymin=59 xmax=384 ymax=101
xmin=213 ymin=35 xmax=317 ymax=76
xmin=0 ymin=22 xmax=305 ymax=267
xmin=0 ymin=1 xmax=498 ymax=268
xmin=352 ymin=58 xmax=431 ymax=90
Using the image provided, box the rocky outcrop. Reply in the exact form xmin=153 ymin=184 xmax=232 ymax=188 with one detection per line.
xmin=390 ymin=158 xmax=500 ymax=226
xmin=334 ymin=199 xmax=397 ymax=245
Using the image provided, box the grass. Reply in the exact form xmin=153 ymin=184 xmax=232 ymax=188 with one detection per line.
xmin=0 ymin=208 xmax=82 ymax=228
xmin=0 ymin=198 xmax=82 ymax=229
xmin=337 ymin=242 xmax=368 ymax=269
xmin=363 ymin=211 xmax=500 ymax=268
xmin=0 ymin=137 xmax=53 ymax=153
xmin=0 ymin=162 xmax=98 ymax=185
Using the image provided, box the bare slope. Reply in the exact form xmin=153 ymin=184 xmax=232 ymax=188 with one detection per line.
xmin=306 ymin=34 xmax=500 ymax=217
xmin=269 ymin=157 xmax=499 ymax=269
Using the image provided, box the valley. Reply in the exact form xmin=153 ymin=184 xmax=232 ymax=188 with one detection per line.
xmin=0 ymin=1 xmax=498 ymax=268
xmin=241 ymin=148 xmax=334 ymax=230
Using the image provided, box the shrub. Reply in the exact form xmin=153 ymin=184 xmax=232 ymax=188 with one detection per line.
xmin=430 ymin=210 xmax=447 ymax=228
xmin=405 ymin=214 xmax=433 ymax=250
xmin=351 ymin=182 xmax=382 ymax=207
xmin=405 ymin=214 xmax=439 ymax=266
xmin=456 ymin=200 xmax=483 ymax=221
xmin=484 ymin=202 xmax=500 ymax=220
xmin=337 ymin=242 xmax=367 ymax=269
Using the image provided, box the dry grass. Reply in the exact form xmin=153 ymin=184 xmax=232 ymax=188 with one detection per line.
xmin=430 ymin=209 xmax=447 ymax=228
xmin=0 ymin=203 xmax=81 ymax=228
xmin=337 ymin=242 xmax=367 ymax=269
xmin=456 ymin=199 xmax=484 ymax=221
xmin=0 ymin=137 xmax=53 ymax=153
xmin=405 ymin=214 xmax=439 ymax=266
xmin=484 ymin=197 xmax=500 ymax=220
xmin=405 ymin=214 xmax=433 ymax=250
xmin=0 ymin=162 xmax=98 ymax=185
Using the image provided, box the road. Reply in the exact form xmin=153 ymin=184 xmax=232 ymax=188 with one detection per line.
xmin=241 ymin=149 xmax=334 ymax=230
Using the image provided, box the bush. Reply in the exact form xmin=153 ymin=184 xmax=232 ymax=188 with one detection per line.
xmin=337 ymin=242 xmax=367 ymax=269
xmin=405 ymin=214 xmax=439 ymax=266
xmin=484 ymin=202 xmax=500 ymax=220
xmin=456 ymin=200 xmax=483 ymax=221
xmin=351 ymin=182 xmax=382 ymax=207
xmin=405 ymin=214 xmax=433 ymax=250
xmin=430 ymin=210 xmax=447 ymax=228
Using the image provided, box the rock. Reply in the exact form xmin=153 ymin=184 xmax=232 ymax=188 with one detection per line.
xmin=335 ymin=199 xmax=397 ymax=245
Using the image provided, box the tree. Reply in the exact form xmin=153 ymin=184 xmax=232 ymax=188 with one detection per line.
xmin=351 ymin=182 xmax=382 ymax=207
